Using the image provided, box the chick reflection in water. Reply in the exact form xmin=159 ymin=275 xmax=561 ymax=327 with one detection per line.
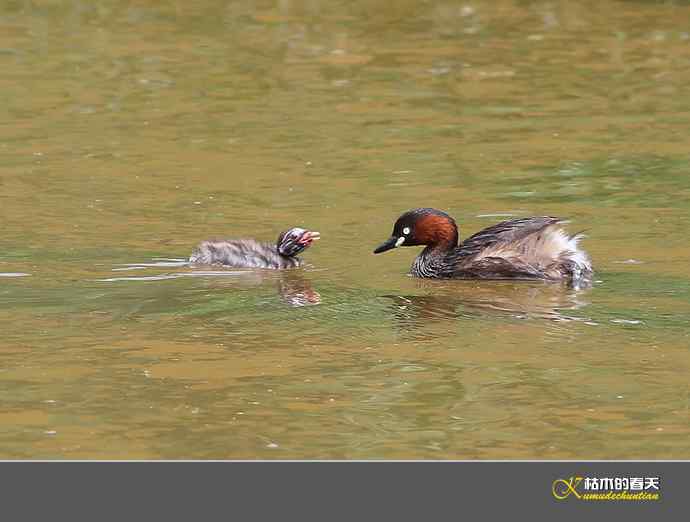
xmin=382 ymin=281 xmax=591 ymax=338
xmin=193 ymin=270 xmax=321 ymax=308
xmin=277 ymin=271 xmax=321 ymax=307
xmin=106 ymin=263 xmax=320 ymax=308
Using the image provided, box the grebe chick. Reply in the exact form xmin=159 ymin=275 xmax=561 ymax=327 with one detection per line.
xmin=374 ymin=208 xmax=592 ymax=286
xmin=190 ymin=227 xmax=320 ymax=269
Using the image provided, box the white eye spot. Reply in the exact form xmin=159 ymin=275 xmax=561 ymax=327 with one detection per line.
xmin=395 ymin=236 xmax=405 ymax=247
xmin=402 ymin=227 xmax=410 ymax=235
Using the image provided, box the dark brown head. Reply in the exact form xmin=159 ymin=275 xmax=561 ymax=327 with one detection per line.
xmin=277 ymin=227 xmax=321 ymax=257
xmin=373 ymin=208 xmax=459 ymax=254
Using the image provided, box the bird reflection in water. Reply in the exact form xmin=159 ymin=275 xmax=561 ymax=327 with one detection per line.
xmin=105 ymin=259 xmax=321 ymax=308
xmin=188 ymin=269 xmax=321 ymax=308
xmin=381 ymin=280 xmax=592 ymax=337
xmin=277 ymin=271 xmax=321 ymax=307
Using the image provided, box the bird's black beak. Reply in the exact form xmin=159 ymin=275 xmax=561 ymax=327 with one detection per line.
xmin=373 ymin=236 xmax=399 ymax=254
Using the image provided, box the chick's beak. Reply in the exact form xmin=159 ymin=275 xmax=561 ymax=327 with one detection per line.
xmin=298 ymin=230 xmax=321 ymax=246
xmin=373 ymin=236 xmax=399 ymax=254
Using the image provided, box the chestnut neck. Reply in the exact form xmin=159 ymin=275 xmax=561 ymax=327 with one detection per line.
xmin=416 ymin=217 xmax=459 ymax=253
xmin=412 ymin=217 xmax=459 ymax=277
xmin=427 ymin=234 xmax=458 ymax=252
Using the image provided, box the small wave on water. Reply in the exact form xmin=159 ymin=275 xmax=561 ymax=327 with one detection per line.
xmin=110 ymin=258 xmax=190 ymax=272
xmin=99 ymin=271 xmax=249 ymax=282
xmin=99 ymin=258 xmax=293 ymax=283
xmin=0 ymin=272 xmax=30 ymax=277
xmin=97 ymin=258 xmax=321 ymax=306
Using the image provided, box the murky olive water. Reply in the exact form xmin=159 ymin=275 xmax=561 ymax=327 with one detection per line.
xmin=1 ymin=0 xmax=689 ymax=459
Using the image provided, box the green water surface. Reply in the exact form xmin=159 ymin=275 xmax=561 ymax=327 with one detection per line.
xmin=1 ymin=0 xmax=689 ymax=459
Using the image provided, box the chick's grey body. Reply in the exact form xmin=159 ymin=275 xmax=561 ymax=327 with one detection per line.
xmin=189 ymin=239 xmax=302 ymax=269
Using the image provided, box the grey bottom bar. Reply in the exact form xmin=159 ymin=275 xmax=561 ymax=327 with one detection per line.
xmin=0 ymin=462 xmax=681 ymax=521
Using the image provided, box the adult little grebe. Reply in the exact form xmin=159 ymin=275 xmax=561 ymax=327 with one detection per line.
xmin=190 ymin=227 xmax=320 ymax=269
xmin=374 ymin=208 xmax=592 ymax=285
